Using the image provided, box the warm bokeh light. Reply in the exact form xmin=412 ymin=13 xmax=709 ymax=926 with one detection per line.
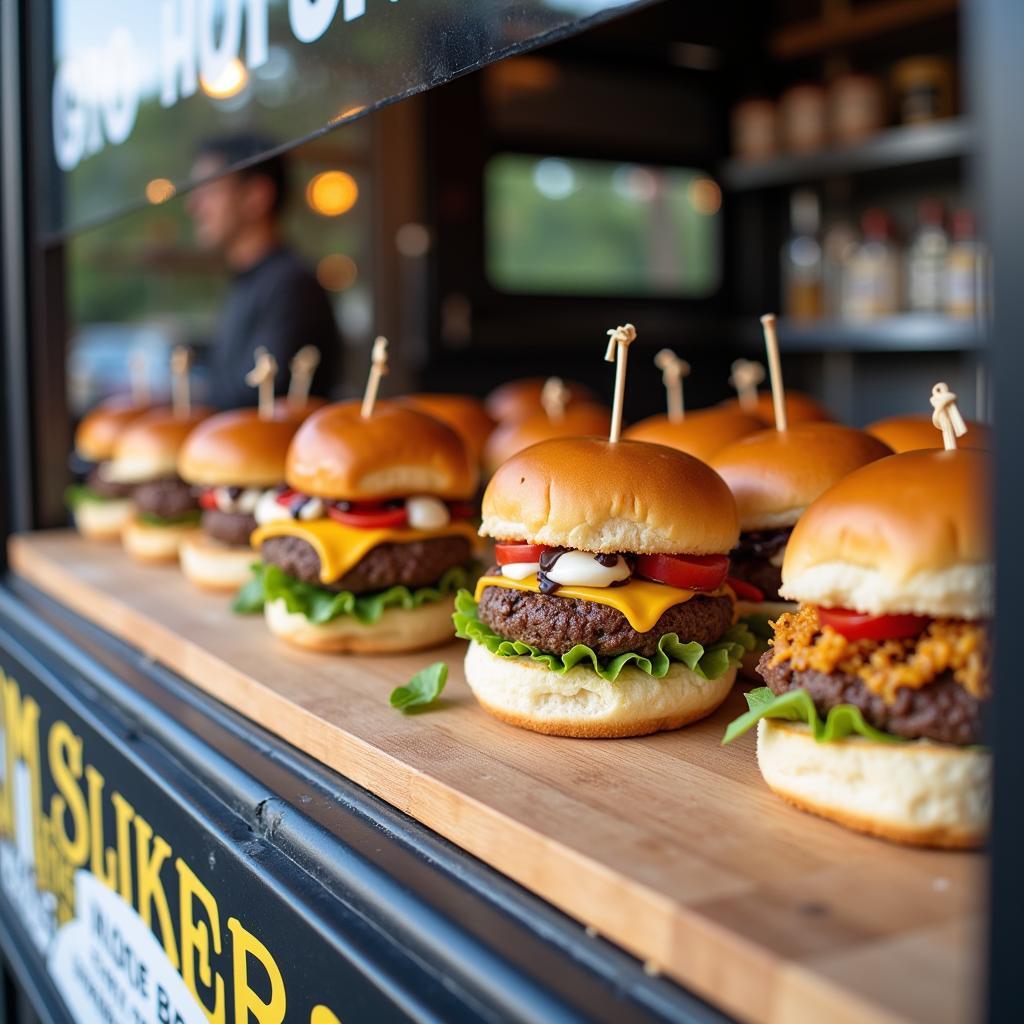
xmin=330 ymin=104 xmax=367 ymax=125
xmin=316 ymin=253 xmax=358 ymax=292
xmin=306 ymin=171 xmax=359 ymax=217
xmin=688 ymin=177 xmax=722 ymax=215
xmin=200 ymin=58 xmax=248 ymax=99
xmin=145 ymin=178 xmax=176 ymax=204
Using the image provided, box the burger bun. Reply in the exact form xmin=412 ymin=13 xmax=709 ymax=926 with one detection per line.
xmin=122 ymin=517 xmax=201 ymax=563
xmin=179 ymin=533 xmax=257 ymax=592
xmin=74 ymin=499 xmax=135 ymax=540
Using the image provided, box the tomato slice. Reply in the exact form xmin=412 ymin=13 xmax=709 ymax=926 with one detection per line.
xmin=727 ymin=577 xmax=764 ymax=603
xmin=275 ymin=489 xmax=298 ymax=507
xmin=818 ymin=606 xmax=930 ymax=642
xmin=199 ymin=489 xmax=218 ymax=511
xmin=328 ymin=503 xmax=408 ymax=529
xmin=495 ymin=542 xmax=548 ymax=566
xmin=634 ymin=553 xmax=729 ymax=591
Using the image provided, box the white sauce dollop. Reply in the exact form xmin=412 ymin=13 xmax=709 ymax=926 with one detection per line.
xmin=254 ymin=490 xmax=291 ymax=526
xmin=501 ymin=561 xmax=541 ymax=581
xmin=296 ymin=497 xmax=324 ymax=521
xmin=543 ymin=551 xmax=631 ymax=589
xmin=406 ymin=495 xmax=450 ymax=530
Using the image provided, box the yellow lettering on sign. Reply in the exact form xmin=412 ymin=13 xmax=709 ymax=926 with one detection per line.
xmin=48 ymin=721 xmax=88 ymax=867
xmin=0 ymin=672 xmax=42 ymax=845
xmin=177 ymin=857 xmax=225 ymax=1024
xmin=310 ymin=1008 xmax=342 ymax=1024
xmin=134 ymin=813 xmax=180 ymax=969
xmin=85 ymin=765 xmax=117 ymax=889
xmin=111 ymin=791 xmax=135 ymax=904
xmin=227 ymin=917 xmax=286 ymax=1024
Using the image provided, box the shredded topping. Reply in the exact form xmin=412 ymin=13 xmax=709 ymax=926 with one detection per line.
xmin=768 ymin=605 xmax=990 ymax=704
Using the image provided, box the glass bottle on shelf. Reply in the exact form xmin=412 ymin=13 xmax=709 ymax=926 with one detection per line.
xmin=781 ymin=189 xmax=824 ymax=321
xmin=842 ymin=208 xmax=901 ymax=320
xmin=945 ymin=209 xmax=981 ymax=319
xmin=906 ymin=199 xmax=949 ymax=313
xmin=822 ymin=216 xmax=858 ymax=319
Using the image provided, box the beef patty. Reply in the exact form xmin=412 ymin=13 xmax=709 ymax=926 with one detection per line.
xmin=133 ymin=477 xmax=198 ymax=520
xmin=261 ymin=534 xmax=471 ymax=594
xmin=203 ymin=509 xmax=257 ymax=548
xmin=86 ymin=465 xmax=135 ymax=501
xmin=757 ymin=650 xmax=983 ymax=745
xmin=728 ymin=527 xmax=792 ymax=602
xmin=477 ymin=584 xmax=734 ymax=659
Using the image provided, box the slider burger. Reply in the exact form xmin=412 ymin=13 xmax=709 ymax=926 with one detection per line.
xmin=721 ymin=390 xmax=831 ymax=428
xmin=723 ymin=444 xmax=992 ymax=848
xmin=104 ymin=406 xmax=211 ymax=562
xmin=67 ymin=397 xmax=152 ymax=539
xmin=867 ymin=413 xmax=992 ymax=453
xmin=177 ymin=409 xmax=303 ymax=591
xmin=711 ymin=424 xmax=891 ymax=664
xmin=455 ymin=437 xmax=753 ymax=737
xmin=399 ymin=393 xmax=496 ymax=469
xmin=625 ymin=407 xmax=763 ymax=464
xmin=483 ymin=402 xmax=610 ymax=477
xmin=485 ymin=376 xmax=596 ymax=423
xmin=242 ymin=401 xmax=479 ymax=653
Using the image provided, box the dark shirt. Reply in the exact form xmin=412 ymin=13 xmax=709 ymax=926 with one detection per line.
xmin=207 ymin=246 xmax=340 ymax=409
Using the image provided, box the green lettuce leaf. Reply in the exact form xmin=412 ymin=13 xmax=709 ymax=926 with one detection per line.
xmin=138 ymin=510 xmax=202 ymax=528
xmin=740 ymin=612 xmax=775 ymax=643
xmin=390 ymin=661 xmax=448 ymax=712
xmin=65 ymin=484 xmax=107 ymax=510
xmin=233 ymin=562 xmax=470 ymax=625
xmin=722 ymin=686 xmax=904 ymax=745
xmin=452 ymin=589 xmax=753 ymax=683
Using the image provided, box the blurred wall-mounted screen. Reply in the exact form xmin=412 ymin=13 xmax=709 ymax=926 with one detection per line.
xmin=486 ymin=154 xmax=722 ymax=296
xmin=41 ymin=0 xmax=651 ymax=238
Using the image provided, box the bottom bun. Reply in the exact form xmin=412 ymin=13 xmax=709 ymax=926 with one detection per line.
xmin=75 ymin=499 xmax=135 ymax=541
xmin=464 ymin=641 xmax=736 ymax=738
xmin=122 ymin=517 xmax=201 ymax=564
xmin=264 ymin=595 xmax=456 ymax=654
xmin=736 ymin=599 xmax=796 ymax=681
xmin=756 ymin=719 xmax=990 ymax=849
xmin=180 ymin=533 xmax=257 ymax=592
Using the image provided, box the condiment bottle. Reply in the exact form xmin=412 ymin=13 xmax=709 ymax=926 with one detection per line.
xmin=945 ymin=210 xmax=981 ymax=319
xmin=906 ymin=199 xmax=949 ymax=313
xmin=781 ymin=189 xmax=824 ymax=321
xmin=842 ymin=209 xmax=901 ymax=320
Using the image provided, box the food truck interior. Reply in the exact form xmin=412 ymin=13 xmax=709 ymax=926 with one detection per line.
xmin=1 ymin=0 xmax=1021 ymax=1020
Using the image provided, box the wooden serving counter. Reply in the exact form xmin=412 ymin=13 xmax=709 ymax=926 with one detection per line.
xmin=9 ymin=531 xmax=984 ymax=1024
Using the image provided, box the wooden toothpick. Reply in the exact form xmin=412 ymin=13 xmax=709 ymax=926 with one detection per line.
xmin=170 ymin=346 xmax=193 ymax=419
xmin=760 ymin=314 xmax=787 ymax=432
xmin=360 ymin=336 xmax=389 ymax=419
xmin=654 ymin=349 xmax=690 ymax=423
xmin=246 ymin=347 xmax=278 ymax=421
xmin=604 ymin=323 xmax=637 ymax=443
xmin=289 ymin=345 xmax=321 ymax=409
xmin=128 ymin=351 xmax=150 ymax=406
xmin=729 ymin=358 xmax=765 ymax=413
xmin=930 ymin=382 xmax=968 ymax=450
xmin=540 ymin=377 xmax=568 ymax=422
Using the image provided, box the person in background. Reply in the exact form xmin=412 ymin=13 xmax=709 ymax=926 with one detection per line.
xmin=187 ymin=135 xmax=340 ymax=408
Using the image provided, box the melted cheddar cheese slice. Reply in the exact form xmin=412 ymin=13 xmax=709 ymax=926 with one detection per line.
xmin=474 ymin=574 xmax=730 ymax=633
xmin=251 ymin=518 xmax=479 ymax=585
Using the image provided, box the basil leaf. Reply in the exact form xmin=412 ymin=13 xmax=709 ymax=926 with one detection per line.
xmin=390 ymin=662 xmax=448 ymax=712
xmin=722 ymin=686 xmax=904 ymax=745
xmin=453 ymin=590 xmax=753 ymax=683
xmin=65 ymin=484 xmax=105 ymax=510
xmin=233 ymin=562 xmax=470 ymax=623
xmin=137 ymin=510 xmax=202 ymax=528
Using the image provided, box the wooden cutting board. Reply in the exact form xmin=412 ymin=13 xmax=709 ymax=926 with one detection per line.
xmin=9 ymin=531 xmax=985 ymax=1024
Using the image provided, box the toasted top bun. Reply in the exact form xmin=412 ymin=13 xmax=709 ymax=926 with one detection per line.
xmin=483 ymin=404 xmax=611 ymax=476
xmin=782 ymin=448 xmax=993 ymax=619
xmin=481 ymin=437 xmax=738 ymax=555
xmin=273 ymin=396 xmax=327 ymax=420
xmin=178 ymin=409 xmax=302 ymax=487
xmin=711 ymin=424 xmax=892 ymax=531
xmin=720 ymin=391 xmax=832 ymax=428
xmin=106 ymin=407 xmax=211 ymax=483
xmin=867 ymin=414 xmax=992 ymax=453
xmin=286 ymin=400 xmax=478 ymax=500
xmin=75 ymin=397 xmax=154 ymax=462
xmin=485 ymin=377 xmax=597 ymax=423
xmin=399 ymin=393 xmax=496 ymax=467
xmin=624 ymin=408 xmax=764 ymax=464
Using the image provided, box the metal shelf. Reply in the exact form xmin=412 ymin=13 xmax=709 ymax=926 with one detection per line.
xmin=737 ymin=313 xmax=983 ymax=353
xmin=721 ymin=118 xmax=971 ymax=191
